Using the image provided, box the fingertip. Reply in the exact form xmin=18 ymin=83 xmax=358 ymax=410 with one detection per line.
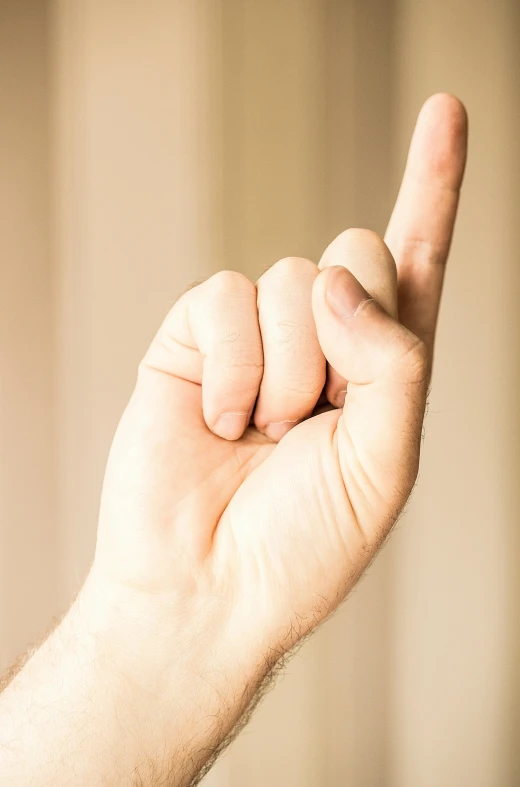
xmin=262 ymin=420 xmax=299 ymax=443
xmin=328 ymin=384 xmax=346 ymax=409
xmin=320 ymin=228 xmax=392 ymax=268
xmin=212 ymin=411 xmax=250 ymax=441
xmin=421 ymin=93 xmax=468 ymax=129
xmin=411 ymin=93 xmax=468 ymax=189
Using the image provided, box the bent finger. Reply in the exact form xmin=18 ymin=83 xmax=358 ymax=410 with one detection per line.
xmin=254 ymin=257 xmax=325 ymax=442
xmin=142 ymin=271 xmax=263 ymax=440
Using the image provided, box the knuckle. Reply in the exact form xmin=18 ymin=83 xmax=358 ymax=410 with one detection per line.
xmin=207 ymin=270 xmax=255 ymax=297
xmin=262 ymin=256 xmax=316 ymax=283
xmin=184 ymin=276 xmax=207 ymax=293
xmin=340 ymin=227 xmax=385 ymax=248
xmin=401 ymin=236 xmax=443 ymax=267
xmin=321 ymin=230 xmax=396 ymax=289
xmin=335 ymin=229 xmax=394 ymax=269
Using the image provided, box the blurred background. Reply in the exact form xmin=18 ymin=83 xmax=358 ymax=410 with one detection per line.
xmin=1 ymin=1 xmax=520 ymax=785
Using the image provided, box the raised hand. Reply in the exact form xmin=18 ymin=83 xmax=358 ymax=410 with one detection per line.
xmin=95 ymin=230 xmax=409 ymax=655
xmin=94 ymin=96 xmax=467 ymax=657
xmin=0 ymin=94 xmax=467 ymax=787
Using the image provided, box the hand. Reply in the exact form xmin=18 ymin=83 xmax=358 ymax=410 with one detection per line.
xmin=93 ymin=92 xmax=466 ymax=760
xmin=0 ymin=94 xmax=467 ymax=787
xmin=94 ymin=92 xmax=467 ymax=637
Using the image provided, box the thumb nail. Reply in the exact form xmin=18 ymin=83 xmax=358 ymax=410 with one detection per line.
xmin=325 ymin=266 xmax=371 ymax=320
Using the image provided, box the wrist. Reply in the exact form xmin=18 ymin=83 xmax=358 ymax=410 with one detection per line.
xmin=78 ymin=567 xmax=255 ymax=680
xmin=71 ymin=568 xmax=271 ymax=781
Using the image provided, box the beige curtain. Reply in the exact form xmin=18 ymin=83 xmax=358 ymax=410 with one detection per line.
xmin=1 ymin=1 xmax=519 ymax=784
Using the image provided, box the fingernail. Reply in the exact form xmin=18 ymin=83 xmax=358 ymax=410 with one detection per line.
xmin=333 ymin=389 xmax=347 ymax=408
xmin=214 ymin=412 xmax=249 ymax=440
xmin=326 ymin=266 xmax=371 ymax=320
xmin=264 ymin=420 xmax=298 ymax=443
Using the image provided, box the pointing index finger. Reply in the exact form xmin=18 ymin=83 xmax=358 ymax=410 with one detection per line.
xmin=385 ymin=93 xmax=468 ymax=357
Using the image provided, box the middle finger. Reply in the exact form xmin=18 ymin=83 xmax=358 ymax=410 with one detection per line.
xmin=254 ymin=257 xmax=326 ymax=442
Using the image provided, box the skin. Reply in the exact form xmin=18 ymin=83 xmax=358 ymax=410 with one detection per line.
xmin=0 ymin=93 xmax=467 ymax=786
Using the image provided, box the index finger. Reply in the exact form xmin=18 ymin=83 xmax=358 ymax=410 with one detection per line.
xmin=385 ymin=93 xmax=468 ymax=359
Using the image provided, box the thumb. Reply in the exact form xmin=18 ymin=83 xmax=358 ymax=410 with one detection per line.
xmin=312 ymin=260 xmax=429 ymax=513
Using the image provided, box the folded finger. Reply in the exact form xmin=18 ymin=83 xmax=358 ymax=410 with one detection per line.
xmin=143 ymin=270 xmax=263 ymax=440
xmin=254 ymin=258 xmax=325 ymax=442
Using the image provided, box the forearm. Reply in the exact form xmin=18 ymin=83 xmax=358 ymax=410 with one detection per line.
xmin=0 ymin=575 xmax=268 ymax=787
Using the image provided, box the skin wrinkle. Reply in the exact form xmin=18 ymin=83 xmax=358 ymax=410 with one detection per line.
xmin=397 ymin=235 xmax=449 ymax=267
xmin=331 ymin=420 xmax=379 ymax=553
